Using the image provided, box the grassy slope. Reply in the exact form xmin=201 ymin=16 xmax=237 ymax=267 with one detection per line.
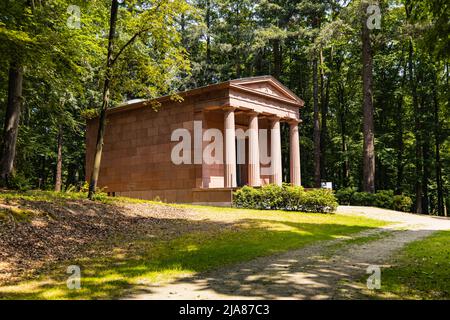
xmin=0 ymin=191 xmax=388 ymax=300
xmin=369 ymin=230 xmax=450 ymax=300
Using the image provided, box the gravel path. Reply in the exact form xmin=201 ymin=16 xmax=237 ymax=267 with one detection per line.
xmin=127 ymin=207 xmax=450 ymax=300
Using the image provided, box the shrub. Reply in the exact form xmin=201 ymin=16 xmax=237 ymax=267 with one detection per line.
xmin=233 ymin=185 xmax=261 ymax=209
xmin=374 ymin=190 xmax=394 ymax=209
xmin=335 ymin=188 xmax=412 ymax=212
xmin=393 ymin=195 xmax=413 ymax=212
xmin=335 ymin=187 xmax=357 ymax=205
xmin=296 ymin=189 xmax=338 ymax=213
xmin=7 ymin=173 xmax=31 ymax=191
xmin=352 ymin=192 xmax=376 ymax=206
xmin=259 ymin=184 xmax=284 ymax=210
xmin=233 ymin=184 xmax=338 ymax=213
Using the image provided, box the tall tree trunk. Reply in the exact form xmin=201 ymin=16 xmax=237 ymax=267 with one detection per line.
xmin=433 ymin=70 xmax=444 ymax=216
xmin=205 ymin=0 xmax=212 ymax=83
xmin=422 ymin=95 xmax=430 ymax=214
xmin=88 ymin=0 xmax=119 ymax=199
xmin=38 ymin=155 xmax=46 ymax=189
xmin=0 ymin=61 xmax=24 ymax=187
xmin=55 ymin=125 xmax=63 ymax=192
xmin=422 ymin=134 xmax=430 ymax=215
xmin=361 ymin=3 xmax=376 ymax=193
xmin=339 ymin=92 xmax=349 ymax=188
xmin=320 ymin=49 xmax=330 ymax=182
xmin=272 ymin=39 xmax=282 ymax=79
xmin=312 ymin=54 xmax=321 ymax=188
xmin=405 ymin=3 xmax=423 ymax=213
xmin=395 ymin=95 xmax=404 ymax=194
xmin=409 ymin=41 xmax=422 ymax=213
xmin=254 ymin=49 xmax=264 ymax=76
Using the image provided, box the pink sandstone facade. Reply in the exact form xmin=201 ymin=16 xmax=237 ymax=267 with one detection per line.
xmin=86 ymin=76 xmax=304 ymax=205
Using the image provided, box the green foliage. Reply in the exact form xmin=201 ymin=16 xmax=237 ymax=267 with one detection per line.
xmin=0 ymin=0 xmax=447 ymax=217
xmin=392 ymin=194 xmax=413 ymax=213
xmin=352 ymin=192 xmax=376 ymax=207
xmin=374 ymin=190 xmax=395 ymax=209
xmin=335 ymin=188 xmax=412 ymax=212
xmin=335 ymin=187 xmax=357 ymax=205
xmin=233 ymin=185 xmax=338 ymax=214
xmin=7 ymin=172 xmax=32 ymax=192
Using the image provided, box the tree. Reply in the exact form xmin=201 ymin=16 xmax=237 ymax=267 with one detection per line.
xmin=1 ymin=63 xmax=23 ymax=186
xmin=361 ymin=1 xmax=376 ymax=193
xmin=88 ymin=0 xmax=191 ymax=199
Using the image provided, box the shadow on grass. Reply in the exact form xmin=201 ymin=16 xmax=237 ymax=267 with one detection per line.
xmin=129 ymin=228 xmax=445 ymax=300
xmin=0 ymin=214 xmax=388 ymax=300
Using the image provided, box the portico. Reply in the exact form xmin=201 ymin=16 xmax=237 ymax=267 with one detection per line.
xmin=198 ymin=77 xmax=304 ymax=191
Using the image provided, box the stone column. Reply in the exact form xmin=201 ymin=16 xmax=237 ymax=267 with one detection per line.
xmin=289 ymin=120 xmax=301 ymax=186
xmin=224 ymin=107 xmax=237 ymax=188
xmin=270 ymin=117 xmax=282 ymax=186
xmin=248 ymin=112 xmax=260 ymax=187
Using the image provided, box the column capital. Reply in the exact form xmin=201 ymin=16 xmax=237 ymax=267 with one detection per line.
xmin=222 ymin=106 xmax=237 ymax=112
xmin=246 ymin=110 xmax=261 ymax=116
xmin=288 ymin=119 xmax=302 ymax=125
xmin=268 ymin=116 xmax=282 ymax=125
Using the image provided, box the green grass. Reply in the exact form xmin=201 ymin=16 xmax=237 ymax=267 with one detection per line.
xmin=0 ymin=206 xmax=38 ymax=223
xmin=369 ymin=230 xmax=450 ymax=300
xmin=0 ymin=204 xmax=388 ymax=300
xmin=0 ymin=189 xmax=166 ymax=205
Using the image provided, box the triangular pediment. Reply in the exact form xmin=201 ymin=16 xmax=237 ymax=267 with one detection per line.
xmin=230 ymin=76 xmax=304 ymax=106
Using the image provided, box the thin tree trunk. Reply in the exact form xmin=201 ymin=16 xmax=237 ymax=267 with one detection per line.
xmin=312 ymin=54 xmax=321 ymax=188
xmin=405 ymin=3 xmax=423 ymax=213
xmin=320 ymin=49 xmax=330 ymax=182
xmin=395 ymin=95 xmax=404 ymax=194
xmin=361 ymin=2 xmax=376 ymax=193
xmin=409 ymin=41 xmax=422 ymax=213
xmin=422 ymin=134 xmax=430 ymax=215
xmin=0 ymin=61 xmax=24 ymax=187
xmin=422 ymin=95 xmax=430 ymax=214
xmin=55 ymin=125 xmax=63 ymax=192
xmin=339 ymin=91 xmax=349 ymax=188
xmin=38 ymin=155 xmax=46 ymax=189
xmin=272 ymin=39 xmax=282 ymax=79
xmin=433 ymin=70 xmax=444 ymax=216
xmin=205 ymin=0 xmax=212 ymax=83
xmin=88 ymin=0 xmax=119 ymax=199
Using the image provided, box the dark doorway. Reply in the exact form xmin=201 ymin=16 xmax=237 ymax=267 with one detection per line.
xmin=236 ymin=136 xmax=248 ymax=187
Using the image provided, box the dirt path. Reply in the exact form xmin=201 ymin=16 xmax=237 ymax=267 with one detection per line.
xmin=126 ymin=207 xmax=450 ymax=300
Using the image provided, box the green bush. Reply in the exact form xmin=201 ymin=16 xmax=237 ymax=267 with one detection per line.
xmin=393 ymin=195 xmax=413 ymax=212
xmin=233 ymin=185 xmax=261 ymax=209
xmin=352 ymin=192 xmax=376 ymax=206
xmin=335 ymin=187 xmax=357 ymax=205
xmin=233 ymin=184 xmax=338 ymax=213
xmin=259 ymin=184 xmax=285 ymax=210
xmin=335 ymin=188 xmax=412 ymax=212
xmin=7 ymin=173 xmax=32 ymax=191
xmin=374 ymin=190 xmax=394 ymax=209
xmin=296 ymin=188 xmax=338 ymax=213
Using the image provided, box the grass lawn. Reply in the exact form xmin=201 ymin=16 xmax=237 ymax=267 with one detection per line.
xmin=0 ymin=191 xmax=389 ymax=300
xmin=368 ymin=230 xmax=450 ymax=300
